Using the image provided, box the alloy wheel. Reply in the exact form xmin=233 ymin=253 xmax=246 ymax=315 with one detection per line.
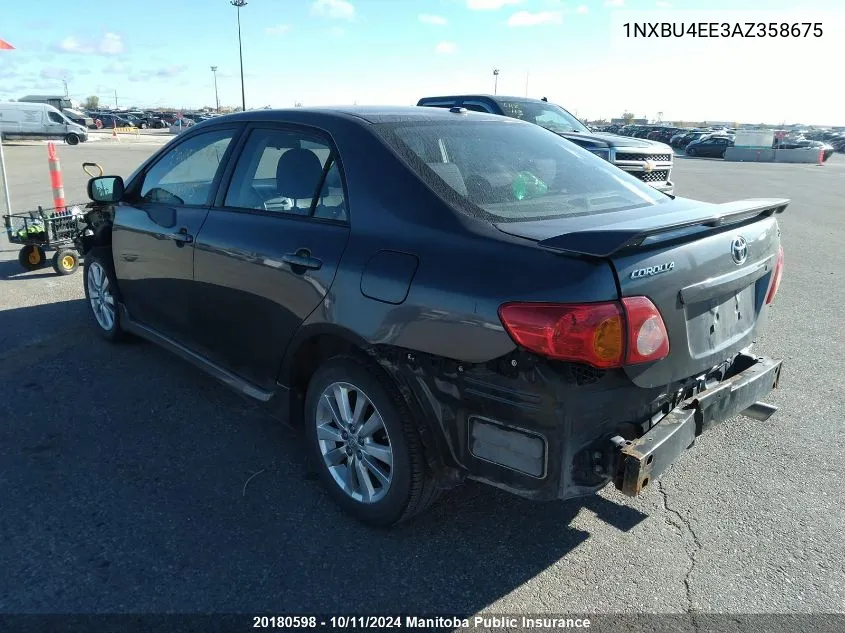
xmin=315 ymin=381 xmax=394 ymax=504
xmin=87 ymin=261 xmax=115 ymax=331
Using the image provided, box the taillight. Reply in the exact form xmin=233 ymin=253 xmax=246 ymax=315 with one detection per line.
xmin=765 ymin=245 xmax=784 ymax=305
xmin=498 ymin=297 xmax=669 ymax=369
xmin=621 ymin=296 xmax=670 ymax=365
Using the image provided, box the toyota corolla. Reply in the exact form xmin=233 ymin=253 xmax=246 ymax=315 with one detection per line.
xmin=77 ymin=107 xmax=786 ymax=526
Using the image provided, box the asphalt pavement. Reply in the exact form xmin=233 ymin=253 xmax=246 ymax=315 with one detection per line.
xmin=0 ymin=141 xmax=843 ymax=617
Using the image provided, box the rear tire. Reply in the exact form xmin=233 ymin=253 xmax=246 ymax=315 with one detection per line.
xmin=18 ymin=245 xmax=47 ymax=271
xmin=65 ymin=133 xmax=80 ymax=146
xmin=52 ymin=249 xmax=79 ymax=275
xmin=304 ymin=356 xmax=441 ymax=527
xmin=83 ymin=248 xmax=126 ymax=342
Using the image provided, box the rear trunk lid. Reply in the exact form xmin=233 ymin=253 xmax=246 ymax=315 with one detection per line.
xmin=495 ymin=197 xmax=787 ymax=388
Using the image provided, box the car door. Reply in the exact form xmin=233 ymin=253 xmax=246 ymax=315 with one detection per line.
xmin=112 ymin=126 xmax=240 ymax=343
xmin=46 ymin=110 xmax=67 ymax=137
xmin=191 ymin=124 xmax=351 ymax=389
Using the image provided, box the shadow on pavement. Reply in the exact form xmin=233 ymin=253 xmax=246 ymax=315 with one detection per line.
xmin=0 ymin=300 xmax=648 ymax=614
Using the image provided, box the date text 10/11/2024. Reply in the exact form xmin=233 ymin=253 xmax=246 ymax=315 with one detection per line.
xmin=251 ymin=615 xmax=593 ymax=629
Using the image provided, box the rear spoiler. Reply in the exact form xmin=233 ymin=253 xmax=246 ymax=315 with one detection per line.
xmin=538 ymin=198 xmax=789 ymax=258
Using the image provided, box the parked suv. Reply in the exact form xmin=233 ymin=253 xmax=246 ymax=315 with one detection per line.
xmin=77 ymin=107 xmax=785 ymax=526
xmin=417 ymin=95 xmax=675 ymax=195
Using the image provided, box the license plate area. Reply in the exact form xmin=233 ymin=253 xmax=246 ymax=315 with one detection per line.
xmin=685 ymin=284 xmax=757 ymax=358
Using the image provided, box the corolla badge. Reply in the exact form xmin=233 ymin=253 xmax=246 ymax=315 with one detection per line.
xmin=731 ymin=236 xmax=748 ymax=265
xmin=631 ymin=261 xmax=675 ymax=279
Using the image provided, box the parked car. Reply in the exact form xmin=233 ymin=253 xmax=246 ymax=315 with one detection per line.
xmin=674 ymin=131 xmax=708 ymax=149
xmin=93 ymin=113 xmax=137 ymax=129
xmin=775 ymin=139 xmax=835 ymax=160
xmin=685 ymin=136 xmax=734 ymax=158
xmin=0 ymin=101 xmax=88 ymax=144
xmin=77 ymin=107 xmax=786 ymax=526
xmin=417 ymin=95 xmax=675 ymax=194
xmin=55 ymin=107 xmax=95 ymax=129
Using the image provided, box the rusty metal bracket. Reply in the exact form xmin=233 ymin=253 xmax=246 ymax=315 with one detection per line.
xmin=613 ymin=405 xmax=697 ymax=496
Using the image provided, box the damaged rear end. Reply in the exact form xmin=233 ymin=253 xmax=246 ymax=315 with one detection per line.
xmin=493 ymin=197 xmax=787 ymax=498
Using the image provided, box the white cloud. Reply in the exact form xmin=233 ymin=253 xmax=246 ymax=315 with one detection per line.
xmin=467 ymin=0 xmax=523 ymax=10
xmin=99 ymin=33 xmax=124 ymax=54
xmin=435 ymin=41 xmax=457 ymax=54
xmin=576 ymin=5 xmax=589 ymax=13
xmin=56 ymin=33 xmax=124 ymax=55
xmin=57 ymin=36 xmax=92 ymax=54
xmin=605 ymin=0 xmax=624 ymax=6
xmin=40 ymin=67 xmax=72 ymax=80
xmin=656 ymin=1 xmax=671 ymax=6
xmin=103 ymin=61 xmax=127 ymax=73
xmin=265 ymin=24 xmax=292 ymax=35
xmin=156 ymin=65 xmax=186 ymax=78
xmin=419 ymin=13 xmax=448 ymax=25
xmin=329 ymin=26 xmax=346 ymax=36
xmin=508 ymin=10 xmax=563 ymax=26
xmin=311 ymin=0 xmax=355 ymax=20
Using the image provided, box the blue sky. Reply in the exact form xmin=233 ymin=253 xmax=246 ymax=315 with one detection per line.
xmin=1 ymin=0 xmax=844 ymax=124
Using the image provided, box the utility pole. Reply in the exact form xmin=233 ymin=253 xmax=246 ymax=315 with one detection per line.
xmin=493 ymin=69 xmax=499 ymax=95
xmin=211 ymin=66 xmax=220 ymax=112
xmin=114 ymin=89 xmax=118 ymax=109
xmin=524 ymin=71 xmax=529 ymax=97
xmin=63 ymin=79 xmax=69 ymax=98
xmin=231 ymin=0 xmax=248 ymax=111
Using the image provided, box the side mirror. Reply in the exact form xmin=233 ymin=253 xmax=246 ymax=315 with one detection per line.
xmin=87 ymin=176 xmax=125 ymax=203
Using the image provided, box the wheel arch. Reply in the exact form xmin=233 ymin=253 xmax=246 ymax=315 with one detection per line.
xmin=279 ymin=323 xmax=453 ymax=477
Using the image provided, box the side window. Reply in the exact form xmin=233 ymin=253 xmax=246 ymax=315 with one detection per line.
xmin=139 ymin=129 xmax=235 ymax=206
xmin=224 ymin=128 xmax=342 ymax=218
xmin=48 ymin=111 xmax=64 ymax=124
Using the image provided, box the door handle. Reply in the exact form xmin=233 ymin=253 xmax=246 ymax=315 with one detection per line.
xmin=282 ymin=249 xmax=322 ymax=271
xmin=167 ymin=227 xmax=193 ymax=244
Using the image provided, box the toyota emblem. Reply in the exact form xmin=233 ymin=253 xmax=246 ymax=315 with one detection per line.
xmin=731 ymin=236 xmax=748 ymax=265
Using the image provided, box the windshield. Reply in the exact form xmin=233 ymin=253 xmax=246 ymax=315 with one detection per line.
xmin=377 ymin=120 xmax=667 ymax=223
xmin=496 ymin=100 xmax=590 ymax=135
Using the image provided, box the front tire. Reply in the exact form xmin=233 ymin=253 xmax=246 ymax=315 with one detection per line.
xmin=65 ymin=133 xmax=80 ymax=146
xmin=83 ymin=248 xmax=126 ymax=342
xmin=304 ymin=356 xmax=441 ymax=526
xmin=686 ymin=147 xmax=697 ymax=156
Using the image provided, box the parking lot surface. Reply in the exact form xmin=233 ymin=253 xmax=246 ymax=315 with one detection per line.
xmin=1 ymin=142 xmax=843 ymax=615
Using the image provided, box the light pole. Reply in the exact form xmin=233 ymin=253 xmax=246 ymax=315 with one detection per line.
xmin=493 ymin=69 xmax=499 ymax=95
xmin=231 ymin=0 xmax=247 ymax=111
xmin=62 ymin=79 xmax=69 ymax=98
xmin=210 ymin=66 xmax=220 ymax=112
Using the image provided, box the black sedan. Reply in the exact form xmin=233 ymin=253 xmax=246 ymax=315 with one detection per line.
xmin=77 ymin=107 xmax=786 ymax=525
xmin=93 ymin=113 xmax=136 ymax=129
xmin=685 ymin=135 xmax=734 ymax=158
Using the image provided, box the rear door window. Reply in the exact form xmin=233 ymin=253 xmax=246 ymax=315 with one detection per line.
xmin=222 ymin=127 xmax=346 ymax=220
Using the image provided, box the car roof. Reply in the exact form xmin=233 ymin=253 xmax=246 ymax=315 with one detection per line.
xmin=206 ymin=105 xmax=510 ymax=126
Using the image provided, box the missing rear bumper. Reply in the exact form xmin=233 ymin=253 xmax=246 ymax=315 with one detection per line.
xmin=613 ymin=354 xmax=783 ymax=496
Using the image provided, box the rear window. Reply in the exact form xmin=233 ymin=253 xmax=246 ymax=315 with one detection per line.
xmin=376 ymin=120 xmax=668 ymax=223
